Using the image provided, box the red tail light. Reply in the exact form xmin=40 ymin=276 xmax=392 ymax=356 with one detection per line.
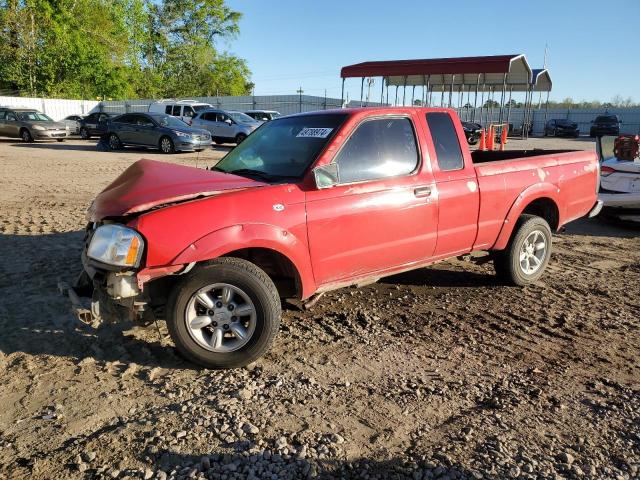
xmin=600 ymin=165 xmax=616 ymax=177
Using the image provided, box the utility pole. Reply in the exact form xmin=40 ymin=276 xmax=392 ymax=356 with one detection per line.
xmin=297 ymin=87 xmax=304 ymax=112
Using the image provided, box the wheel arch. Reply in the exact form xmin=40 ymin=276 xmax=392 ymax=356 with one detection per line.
xmin=171 ymin=224 xmax=316 ymax=299
xmin=492 ymin=185 xmax=562 ymax=251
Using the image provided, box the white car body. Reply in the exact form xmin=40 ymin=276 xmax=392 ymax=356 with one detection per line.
xmin=148 ymin=100 xmax=212 ymax=125
xmin=599 ymin=156 xmax=640 ymax=221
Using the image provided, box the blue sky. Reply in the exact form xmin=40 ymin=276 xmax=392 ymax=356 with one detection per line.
xmin=224 ymin=0 xmax=640 ymax=103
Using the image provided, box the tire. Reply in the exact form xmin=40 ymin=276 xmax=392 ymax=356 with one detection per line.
xmin=159 ymin=135 xmax=175 ymax=154
xmin=166 ymin=258 xmax=281 ymax=369
xmin=493 ymin=214 xmax=552 ymax=286
xmin=108 ymin=133 xmax=122 ymax=150
xmin=20 ymin=128 xmax=33 ymax=143
xmin=235 ymin=133 xmax=247 ymax=144
xmin=56 ymin=138 xmax=64 ymax=142
xmin=214 ymin=138 xmax=225 ymax=145
xmin=80 ymin=127 xmax=90 ymax=140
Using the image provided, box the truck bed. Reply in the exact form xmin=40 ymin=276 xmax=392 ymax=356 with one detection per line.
xmin=471 ymin=149 xmax=575 ymax=164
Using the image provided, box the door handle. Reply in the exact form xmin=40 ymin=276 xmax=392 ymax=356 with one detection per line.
xmin=414 ymin=186 xmax=432 ymax=197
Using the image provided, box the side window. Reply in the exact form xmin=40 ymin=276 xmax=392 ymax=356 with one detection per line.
xmin=7 ymin=112 xmax=17 ymax=121
xmin=217 ymin=113 xmax=230 ymax=123
xmin=113 ymin=115 xmax=130 ymax=124
xmin=426 ymin=112 xmax=464 ymax=171
xmin=135 ymin=115 xmax=154 ymax=126
xmin=165 ymin=105 xmax=172 ymax=115
xmin=172 ymin=105 xmax=181 ymax=116
xmin=0 ymin=111 xmax=6 ymax=120
xmin=202 ymin=112 xmax=215 ymax=121
xmin=183 ymin=106 xmax=195 ymax=118
xmin=335 ymin=117 xmax=418 ymax=184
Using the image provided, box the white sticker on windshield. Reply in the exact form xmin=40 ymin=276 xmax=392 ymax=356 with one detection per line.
xmin=296 ymin=127 xmax=333 ymax=138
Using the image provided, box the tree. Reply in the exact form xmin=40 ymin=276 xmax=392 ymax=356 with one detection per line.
xmin=0 ymin=0 xmax=252 ymax=99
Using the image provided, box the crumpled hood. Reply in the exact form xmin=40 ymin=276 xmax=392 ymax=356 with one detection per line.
xmin=87 ymin=159 xmax=266 ymax=221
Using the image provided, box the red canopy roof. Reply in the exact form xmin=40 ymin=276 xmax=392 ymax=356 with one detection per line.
xmin=340 ymin=54 xmax=529 ymax=78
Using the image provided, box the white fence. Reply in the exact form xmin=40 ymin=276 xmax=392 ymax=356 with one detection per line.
xmin=2 ymin=94 xmax=639 ymax=136
xmin=0 ymin=96 xmax=99 ymax=121
xmin=456 ymin=107 xmax=640 ymax=136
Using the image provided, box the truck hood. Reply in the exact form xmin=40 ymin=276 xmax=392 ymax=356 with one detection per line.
xmin=87 ymin=159 xmax=266 ymax=221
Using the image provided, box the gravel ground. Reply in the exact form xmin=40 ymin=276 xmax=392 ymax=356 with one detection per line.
xmin=0 ymin=136 xmax=638 ymax=480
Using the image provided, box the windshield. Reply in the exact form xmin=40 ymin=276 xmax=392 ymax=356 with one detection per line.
xmin=229 ymin=112 xmax=257 ymax=124
xmin=596 ymin=116 xmax=617 ymax=123
xmin=214 ymin=113 xmax=348 ymax=180
xmin=154 ymin=114 xmax=189 ymax=128
xmin=556 ymin=120 xmax=573 ymax=125
xmin=17 ymin=112 xmax=53 ymax=122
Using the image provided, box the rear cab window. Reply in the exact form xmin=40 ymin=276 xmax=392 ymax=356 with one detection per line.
xmin=426 ymin=112 xmax=464 ymax=171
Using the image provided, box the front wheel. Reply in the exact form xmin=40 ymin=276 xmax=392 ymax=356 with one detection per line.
xmin=235 ymin=133 xmax=247 ymax=144
xmin=166 ymin=258 xmax=281 ymax=369
xmin=56 ymin=138 xmax=65 ymax=142
xmin=493 ymin=214 xmax=552 ymax=286
xmin=21 ymin=129 xmax=33 ymax=142
xmin=159 ymin=136 xmax=175 ymax=154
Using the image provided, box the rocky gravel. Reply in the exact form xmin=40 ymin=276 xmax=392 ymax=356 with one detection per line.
xmin=0 ymin=138 xmax=639 ymax=479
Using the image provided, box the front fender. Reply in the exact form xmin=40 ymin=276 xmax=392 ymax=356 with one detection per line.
xmin=491 ymin=183 xmax=562 ymax=251
xmin=171 ymin=223 xmax=316 ymax=299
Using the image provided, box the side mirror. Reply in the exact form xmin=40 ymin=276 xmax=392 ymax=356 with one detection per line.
xmin=225 ymin=118 xmax=232 ymax=125
xmin=313 ymin=163 xmax=339 ymax=189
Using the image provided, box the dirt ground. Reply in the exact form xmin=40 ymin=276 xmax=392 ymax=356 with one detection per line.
xmin=0 ymin=136 xmax=638 ymax=480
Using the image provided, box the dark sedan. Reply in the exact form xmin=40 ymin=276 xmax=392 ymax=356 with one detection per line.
xmin=461 ymin=121 xmax=483 ymax=145
xmin=544 ymin=119 xmax=580 ymax=137
xmin=79 ymin=112 xmax=117 ymax=139
xmin=590 ymin=115 xmax=620 ymax=137
xmin=105 ymin=113 xmax=212 ymax=153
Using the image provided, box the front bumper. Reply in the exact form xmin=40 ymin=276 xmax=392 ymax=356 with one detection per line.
xmin=176 ymin=136 xmax=212 ymax=151
xmin=34 ymin=129 xmax=69 ymax=139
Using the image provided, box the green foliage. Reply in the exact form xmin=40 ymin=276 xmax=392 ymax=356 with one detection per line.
xmin=0 ymin=0 xmax=251 ymax=99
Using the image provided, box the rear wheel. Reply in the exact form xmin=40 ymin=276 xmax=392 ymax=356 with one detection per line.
xmin=20 ymin=129 xmax=33 ymax=142
xmin=493 ymin=214 xmax=552 ymax=286
xmin=108 ymin=133 xmax=122 ymax=150
xmin=166 ymin=258 xmax=281 ymax=369
xmin=159 ymin=135 xmax=175 ymax=154
xmin=235 ymin=133 xmax=247 ymax=144
xmin=56 ymin=138 xmax=64 ymax=142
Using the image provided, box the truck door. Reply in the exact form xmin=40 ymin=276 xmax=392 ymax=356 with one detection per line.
xmin=424 ymin=112 xmax=480 ymax=257
xmin=306 ymin=114 xmax=438 ymax=285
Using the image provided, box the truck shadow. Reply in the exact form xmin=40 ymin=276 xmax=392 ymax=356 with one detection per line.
xmin=384 ymin=265 xmax=497 ymax=288
xmin=0 ymin=230 xmax=196 ymax=371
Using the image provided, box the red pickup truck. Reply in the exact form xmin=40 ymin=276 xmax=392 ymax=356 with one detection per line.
xmin=72 ymin=107 xmax=602 ymax=369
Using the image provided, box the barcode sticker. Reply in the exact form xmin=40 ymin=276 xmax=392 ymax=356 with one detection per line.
xmin=296 ymin=127 xmax=333 ymax=138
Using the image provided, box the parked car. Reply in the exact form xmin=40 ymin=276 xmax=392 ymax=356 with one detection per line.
xmin=597 ymin=134 xmax=640 ymax=223
xmin=105 ymin=112 xmax=212 ymax=154
xmin=191 ymin=109 xmax=261 ymax=144
xmin=544 ymin=119 xmax=579 ymax=137
xmin=461 ymin=121 xmax=482 ymax=144
xmin=590 ymin=115 xmax=620 ymax=137
xmin=62 ymin=114 xmax=84 ymax=135
xmin=244 ymin=110 xmax=282 ymax=122
xmin=0 ymin=107 xmax=69 ymax=142
xmin=148 ymin=99 xmax=212 ymax=125
xmin=79 ymin=112 xmax=116 ymax=139
xmin=65 ymin=107 xmax=601 ymax=369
